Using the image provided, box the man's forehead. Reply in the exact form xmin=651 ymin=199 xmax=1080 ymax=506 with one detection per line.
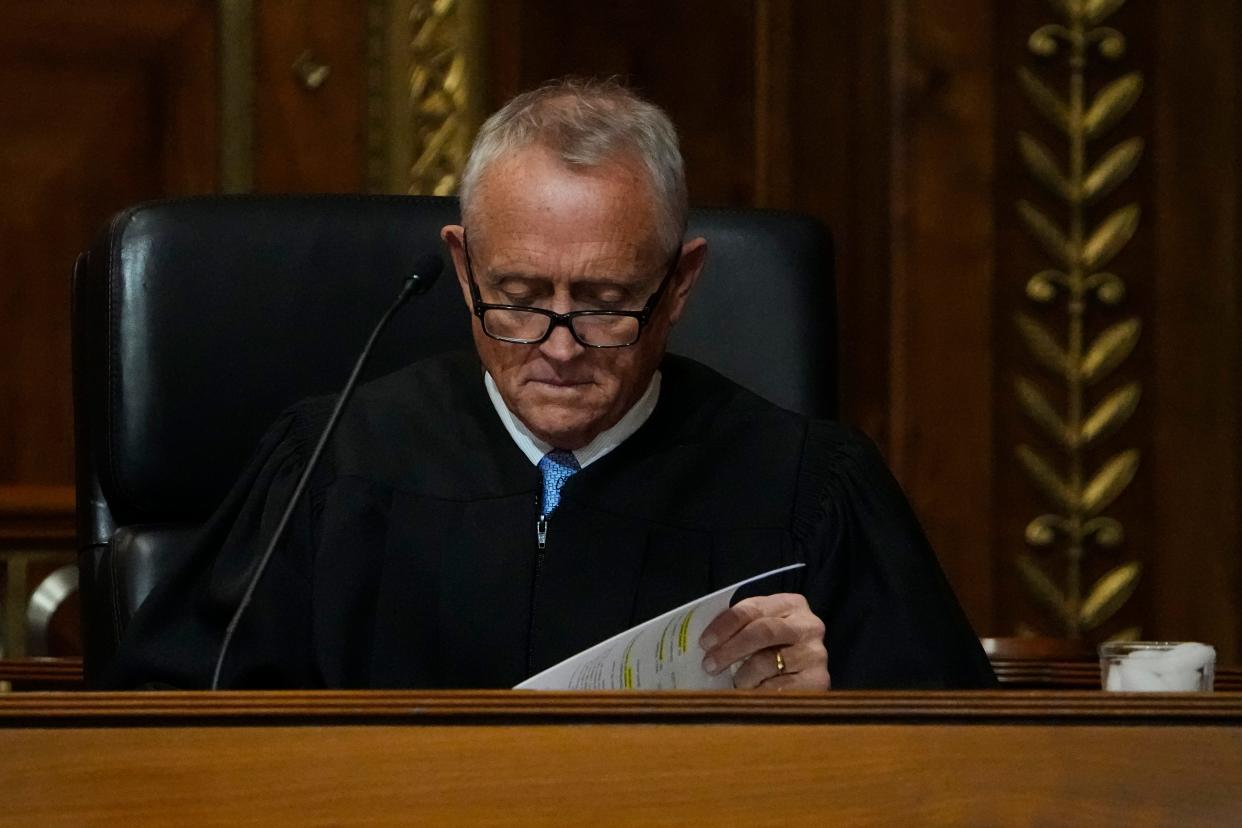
xmin=466 ymin=146 xmax=665 ymax=257
xmin=481 ymin=142 xmax=651 ymax=190
xmin=472 ymin=236 xmax=658 ymax=282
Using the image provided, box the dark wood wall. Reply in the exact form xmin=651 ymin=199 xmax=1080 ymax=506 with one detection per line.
xmin=0 ymin=1 xmax=217 ymax=545
xmin=1 ymin=0 xmax=1238 ymax=663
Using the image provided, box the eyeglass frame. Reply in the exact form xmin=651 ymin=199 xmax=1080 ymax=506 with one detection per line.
xmin=462 ymin=232 xmax=681 ymax=349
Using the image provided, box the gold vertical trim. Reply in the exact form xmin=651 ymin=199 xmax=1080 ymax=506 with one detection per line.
xmin=366 ymin=0 xmax=403 ymax=192
xmin=1013 ymin=0 xmax=1144 ymax=640
xmin=367 ymin=0 xmax=484 ymax=195
xmin=218 ymin=0 xmax=256 ymax=193
xmin=753 ymin=0 xmax=792 ymax=208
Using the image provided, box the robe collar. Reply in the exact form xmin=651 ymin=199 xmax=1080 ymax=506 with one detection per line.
xmin=482 ymin=370 xmax=662 ymax=469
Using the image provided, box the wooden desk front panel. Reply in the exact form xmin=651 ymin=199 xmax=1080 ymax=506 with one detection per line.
xmin=1 ymin=692 xmax=1239 ymax=825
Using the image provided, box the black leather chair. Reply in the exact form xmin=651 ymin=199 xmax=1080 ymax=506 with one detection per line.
xmin=72 ymin=195 xmax=835 ymax=684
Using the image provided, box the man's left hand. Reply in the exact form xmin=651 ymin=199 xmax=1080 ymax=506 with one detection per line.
xmin=699 ymin=594 xmax=830 ymax=690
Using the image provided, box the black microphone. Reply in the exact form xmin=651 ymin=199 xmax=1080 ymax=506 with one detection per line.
xmin=210 ymin=253 xmax=444 ymax=689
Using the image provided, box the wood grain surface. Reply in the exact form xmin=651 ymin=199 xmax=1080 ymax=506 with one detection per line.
xmin=0 ymin=0 xmax=216 ymax=550
xmin=4 ymin=0 xmax=1242 ymax=673
xmin=0 ymin=691 xmax=1239 ymax=825
xmin=5 ymin=657 xmax=1242 ymax=693
xmin=0 ymin=689 xmax=1239 ymax=724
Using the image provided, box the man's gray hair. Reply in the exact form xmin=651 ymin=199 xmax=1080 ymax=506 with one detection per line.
xmin=459 ymin=78 xmax=688 ymax=253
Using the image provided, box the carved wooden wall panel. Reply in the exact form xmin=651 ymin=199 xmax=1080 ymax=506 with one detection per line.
xmin=887 ymin=0 xmax=1240 ymax=660
xmin=0 ymin=1 xmax=216 ymax=538
xmin=0 ymin=0 xmax=217 ymax=655
xmin=255 ymin=0 xmax=368 ymax=192
xmin=1 ymin=0 xmax=1239 ymax=664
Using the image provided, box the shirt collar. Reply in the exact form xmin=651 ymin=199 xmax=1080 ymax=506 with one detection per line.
xmin=484 ymin=370 xmax=661 ymax=469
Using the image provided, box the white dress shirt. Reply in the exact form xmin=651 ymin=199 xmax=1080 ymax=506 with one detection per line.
xmin=484 ymin=370 xmax=661 ymax=469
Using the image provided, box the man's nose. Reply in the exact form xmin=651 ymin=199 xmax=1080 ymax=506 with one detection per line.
xmin=538 ymin=320 xmax=584 ymax=362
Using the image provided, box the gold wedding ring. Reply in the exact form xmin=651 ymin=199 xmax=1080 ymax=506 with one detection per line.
xmin=774 ymin=648 xmax=786 ymax=675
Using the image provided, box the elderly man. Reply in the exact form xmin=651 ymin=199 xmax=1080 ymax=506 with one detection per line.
xmin=107 ymin=79 xmax=995 ymax=690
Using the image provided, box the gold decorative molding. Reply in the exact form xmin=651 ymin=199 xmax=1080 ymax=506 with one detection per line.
xmin=367 ymin=0 xmax=484 ymax=195
xmin=753 ymin=0 xmax=793 ymax=208
xmin=1013 ymin=0 xmax=1144 ymax=640
xmin=218 ymin=0 xmax=255 ymax=193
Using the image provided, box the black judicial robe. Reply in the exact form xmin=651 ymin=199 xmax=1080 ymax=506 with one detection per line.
xmin=105 ymin=350 xmax=996 ymax=690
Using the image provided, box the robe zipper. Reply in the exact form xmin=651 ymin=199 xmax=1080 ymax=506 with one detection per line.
xmin=528 ymin=498 xmax=549 ymax=676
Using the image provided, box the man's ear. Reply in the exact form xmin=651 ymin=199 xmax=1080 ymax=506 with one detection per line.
xmin=440 ymin=224 xmax=474 ymax=311
xmin=666 ymin=237 xmax=708 ymax=326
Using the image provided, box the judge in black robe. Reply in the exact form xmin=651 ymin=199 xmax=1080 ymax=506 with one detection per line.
xmin=106 ymin=78 xmax=995 ymax=690
xmin=105 ymin=349 xmax=996 ymax=690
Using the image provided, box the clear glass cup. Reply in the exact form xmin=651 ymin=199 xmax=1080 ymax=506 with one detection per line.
xmin=1099 ymin=641 xmax=1215 ymax=692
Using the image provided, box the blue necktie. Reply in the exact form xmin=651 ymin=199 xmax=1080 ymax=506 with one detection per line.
xmin=539 ymin=450 xmax=580 ymax=516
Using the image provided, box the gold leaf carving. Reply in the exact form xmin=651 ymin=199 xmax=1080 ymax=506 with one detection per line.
xmin=1080 ymin=381 xmax=1141 ymax=444
xmin=1017 ymin=444 xmax=1075 ymax=511
xmin=1082 ymin=204 xmax=1140 ymax=272
xmin=1086 ymin=271 xmax=1126 ymax=304
xmin=1015 ymin=0 xmax=1143 ymax=639
xmin=1019 ymin=133 xmax=1072 ymax=199
xmin=1025 ymin=521 xmax=1053 ymax=546
xmin=1081 ymin=318 xmax=1141 ymax=383
xmin=1015 ymin=377 xmax=1070 ymax=446
xmin=1082 ymin=449 xmax=1140 ymax=515
xmin=1026 ymin=270 xmax=1064 ymax=303
xmin=1080 ymin=561 xmax=1142 ymax=630
xmin=1084 ymin=0 xmax=1127 ymax=27
xmin=368 ymin=0 xmax=482 ymax=194
xmin=1084 ymin=516 xmax=1125 ymax=546
xmin=1082 ymin=138 xmax=1143 ymax=202
xmin=1026 ymin=514 xmax=1066 ymax=546
xmin=1084 ymin=73 xmax=1143 ymax=139
xmin=1029 ymin=25 xmax=1063 ymax=57
xmin=1016 ymin=553 xmax=1072 ymax=625
xmin=1016 ymin=313 xmax=1069 ymax=376
xmin=1095 ymin=28 xmax=1126 ymax=61
xmin=1017 ymin=68 xmax=1069 ymax=133
xmin=1018 ymin=200 xmax=1071 ymax=266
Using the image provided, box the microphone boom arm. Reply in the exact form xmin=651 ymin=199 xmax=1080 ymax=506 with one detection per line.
xmin=210 ymin=257 xmax=441 ymax=689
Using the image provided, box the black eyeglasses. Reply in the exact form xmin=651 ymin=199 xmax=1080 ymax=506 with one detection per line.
xmin=463 ymin=234 xmax=679 ymax=348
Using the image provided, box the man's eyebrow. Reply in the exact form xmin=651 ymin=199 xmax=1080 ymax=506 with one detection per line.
xmin=573 ymin=277 xmax=640 ymax=291
xmin=483 ymin=269 xmax=550 ymax=283
xmin=484 ymin=270 xmax=640 ymax=291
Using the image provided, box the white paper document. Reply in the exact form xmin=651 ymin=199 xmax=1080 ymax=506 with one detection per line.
xmin=514 ymin=563 xmax=806 ymax=690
